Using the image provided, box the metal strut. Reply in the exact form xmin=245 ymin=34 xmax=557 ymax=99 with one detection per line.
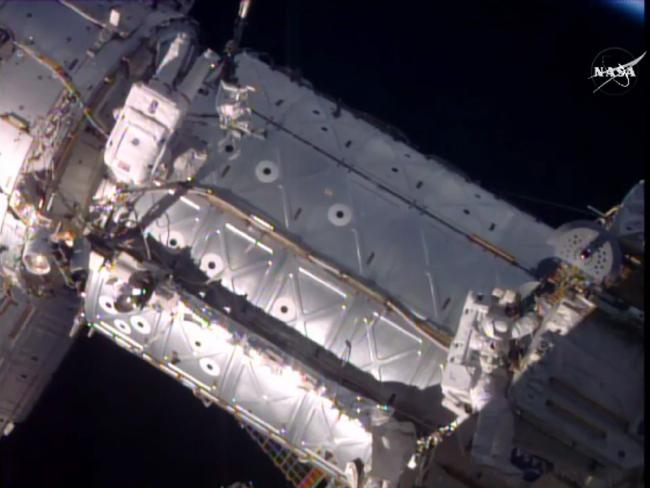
xmin=222 ymin=0 xmax=254 ymax=82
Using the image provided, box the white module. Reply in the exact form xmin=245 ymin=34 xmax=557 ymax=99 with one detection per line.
xmin=104 ymin=82 xmax=185 ymax=185
xmin=440 ymin=291 xmax=487 ymax=419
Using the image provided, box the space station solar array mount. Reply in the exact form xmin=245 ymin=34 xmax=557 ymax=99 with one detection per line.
xmin=0 ymin=1 xmax=644 ymax=487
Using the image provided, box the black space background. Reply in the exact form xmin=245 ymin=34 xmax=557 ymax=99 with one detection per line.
xmin=0 ymin=1 xmax=645 ymax=487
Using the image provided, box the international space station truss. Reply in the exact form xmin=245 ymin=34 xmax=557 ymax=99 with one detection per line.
xmin=0 ymin=2 xmax=644 ymax=487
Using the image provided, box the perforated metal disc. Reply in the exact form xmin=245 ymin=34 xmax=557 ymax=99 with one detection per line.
xmin=549 ymin=220 xmax=622 ymax=283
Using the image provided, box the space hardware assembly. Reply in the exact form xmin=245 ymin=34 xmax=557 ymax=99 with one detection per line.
xmin=0 ymin=1 xmax=643 ymax=487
